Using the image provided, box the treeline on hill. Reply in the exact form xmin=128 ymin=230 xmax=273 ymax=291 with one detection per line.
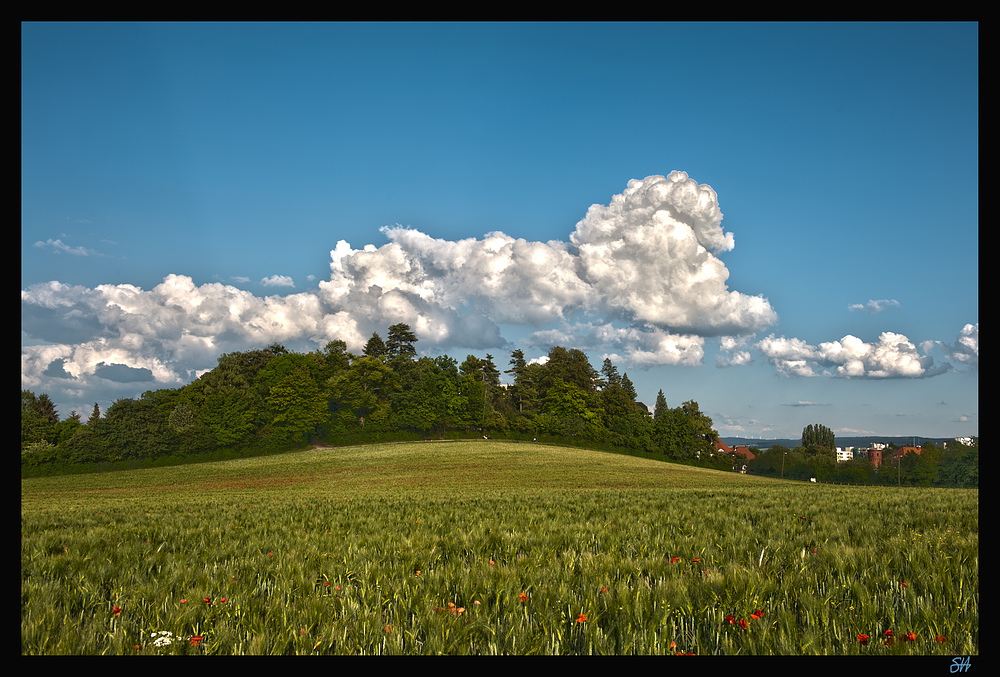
xmin=21 ymin=323 xmax=728 ymax=473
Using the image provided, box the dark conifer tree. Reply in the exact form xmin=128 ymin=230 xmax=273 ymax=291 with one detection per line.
xmin=363 ymin=332 xmax=387 ymax=359
xmin=386 ymin=323 xmax=418 ymax=359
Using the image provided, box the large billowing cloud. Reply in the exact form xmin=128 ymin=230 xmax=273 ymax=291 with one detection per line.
xmin=18 ymin=171 xmax=819 ymax=413
xmin=23 ymin=169 xmax=978 ymax=417
xmin=26 ymin=168 xmax=979 ymax=419
xmin=569 ymin=173 xmax=775 ymax=335
xmin=318 ymin=172 xmax=777 ymax=338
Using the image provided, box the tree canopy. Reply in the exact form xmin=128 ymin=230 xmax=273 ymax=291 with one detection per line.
xmin=37 ymin=323 xmax=949 ymax=483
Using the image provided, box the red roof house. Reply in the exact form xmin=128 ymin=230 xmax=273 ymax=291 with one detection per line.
xmin=713 ymin=440 xmax=733 ymax=454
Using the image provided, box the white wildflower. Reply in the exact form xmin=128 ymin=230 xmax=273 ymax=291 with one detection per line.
xmin=151 ymin=630 xmax=177 ymax=647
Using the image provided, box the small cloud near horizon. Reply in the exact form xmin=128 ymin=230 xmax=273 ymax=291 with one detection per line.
xmin=848 ymin=299 xmax=900 ymax=314
xmin=261 ymin=275 xmax=295 ymax=288
xmin=33 ymin=238 xmax=97 ymax=256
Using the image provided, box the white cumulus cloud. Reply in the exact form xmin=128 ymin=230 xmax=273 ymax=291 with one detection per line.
xmin=717 ymin=335 xmax=754 ymax=367
xmin=39 ymin=172 xmax=979 ymax=415
xmin=524 ymin=322 xmax=705 ymax=368
xmin=754 ymin=330 xmax=955 ymax=379
xmin=848 ymin=299 xmax=901 ymax=314
xmin=319 ymin=171 xmax=777 ymax=344
xmin=261 ymin=275 xmax=295 ymax=288
xmin=936 ymin=322 xmax=978 ymax=367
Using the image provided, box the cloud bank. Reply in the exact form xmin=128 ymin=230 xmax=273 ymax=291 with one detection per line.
xmin=753 ymin=328 xmax=974 ymax=379
xmin=21 ymin=171 xmax=974 ymax=416
xmin=318 ymin=172 xmax=776 ymax=338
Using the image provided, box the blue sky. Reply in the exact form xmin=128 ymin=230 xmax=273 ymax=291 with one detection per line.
xmin=22 ymin=22 xmax=978 ymax=440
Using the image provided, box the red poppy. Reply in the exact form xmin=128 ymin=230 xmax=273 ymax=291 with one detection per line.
xmin=519 ymin=592 xmax=528 ymax=603
xmin=725 ymin=614 xmax=736 ymax=625
xmin=692 ymin=558 xmax=701 ymax=563
xmin=936 ymin=635 xmax=947 ymax=643
xmin=112 ymin=605 xmax=122 ymax=616
xmin=857 ymin=633 xmax=870 ymax=645
xmin=189 ymin=635 xmax=204 ymax=647
xmin=670 ymin=557 xmax=680 ymax=563
xmin=204 ymin=598 xmax=212 ymax=605
xmin=904 ymin=631 xmax=916 ymax=642
xmin=883 ymin=628 xmax=894 ymax=637
xmin=739 ymin=619 xmax=748 ymax=630
xmin=750 ymin=609 xmax=763 ymax=620
xmin=576 ymin=614 xmax=587 ymax=623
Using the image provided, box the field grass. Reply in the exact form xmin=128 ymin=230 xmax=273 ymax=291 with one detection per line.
xmin=21 ymin=440 xmax=978 ymax=655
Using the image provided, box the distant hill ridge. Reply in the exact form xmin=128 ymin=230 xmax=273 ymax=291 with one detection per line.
xmin=722 ymin=436 xmax=965 ymax=450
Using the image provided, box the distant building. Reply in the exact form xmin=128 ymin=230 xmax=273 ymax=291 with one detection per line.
xmin=713 ymin=440 xmax=755 ymax=472
xmin=867 ymin=447 xmax=883 ymax=468
xmin=886 ymin=446 xmax=922 ymax=463
xmin=714 ymin=440 xmax=733 ymax=454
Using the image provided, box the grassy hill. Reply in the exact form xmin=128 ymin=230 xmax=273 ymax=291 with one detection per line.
xmin=21 ymin=439 xmax=771 ymax=504
xmin=21 ymin=440 xmax=978 ymax=655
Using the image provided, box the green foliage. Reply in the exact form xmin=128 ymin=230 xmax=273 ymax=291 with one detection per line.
xmin=329 ymin=355 xmax=399 ymax=431
xmin=538 ymin=347 xmax=599 ymax=400
xmin=802 ymin=423 xmax=835 ymax=450
xmin=22 ymin=390 xmax=59 ymax=448
xmin=385 ymin=323 xmax=418 ymax=360
xmin=31 ymin=328 xmax=975 ymax=491
xmin=937 ymin=440 xmax=978 ymax=488
xmin=504 ymin=349 xmax=537 ymax=415
xmin=101 ymin=397 xmax=176 ymax=461
xmin=362 ymin=332 xmax=387 ymax=359
xmin=257 ymin=354 xmax=328 ymax=445
xmin=21 ymin=330 xmax=979 ymax=493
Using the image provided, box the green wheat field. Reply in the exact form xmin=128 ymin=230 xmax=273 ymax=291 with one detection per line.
xmin=21 ymin=440 xmax=978 ymax=655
